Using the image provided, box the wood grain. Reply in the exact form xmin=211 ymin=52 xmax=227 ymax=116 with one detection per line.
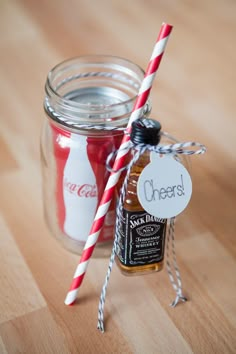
xmin=0 ymin=215 xmax=46 ymax=324
xmin=0 ymin=0 xmax=236 ymax=353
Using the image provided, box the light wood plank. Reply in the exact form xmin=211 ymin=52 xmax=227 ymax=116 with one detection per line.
xmin=0 ymin=337 xmax=7 ymax=354
xmin=0 ymin=215 xmax=46 ymax=324
xmin=0 ymin=134 xmax=18 ymax=172
xmin=0 ymin=307 xmax=71 ymax=354
xmin=0 ymin=0 xmax=235 ymax=352
xmin=178 ymin=232 xmax=236 ymax=328
xmin=144 ymin=256 xmax=236 ymax=354
xmin=0 ymin=170 xmax=134 ymax=354
xmin=89 ymin=259 xmax=193 ymax=354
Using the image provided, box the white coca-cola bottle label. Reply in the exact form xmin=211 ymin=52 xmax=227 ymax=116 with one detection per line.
xmin=63 ymin=134 xmax=98 ymax=241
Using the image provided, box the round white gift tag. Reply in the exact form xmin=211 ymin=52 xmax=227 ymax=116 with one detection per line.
xmin=137 ymin=152 xmax=192 ymax=219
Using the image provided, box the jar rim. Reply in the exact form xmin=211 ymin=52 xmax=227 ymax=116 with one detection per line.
xmin=45 ymin=55 xmax=145 ymax=111
xmin=44 ymin=55 xmax=152 ymax=129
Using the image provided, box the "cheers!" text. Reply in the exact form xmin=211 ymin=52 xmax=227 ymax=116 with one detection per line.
xmin=143 ymin=174 xmax=185 ymax=202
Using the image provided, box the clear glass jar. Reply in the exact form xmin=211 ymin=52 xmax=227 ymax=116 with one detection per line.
xmin=41 ymin=55 xmax=151 ymax=257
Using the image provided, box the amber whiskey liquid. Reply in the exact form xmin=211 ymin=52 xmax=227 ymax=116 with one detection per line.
xmin=116 ymin=150 xmax=167 ymax=276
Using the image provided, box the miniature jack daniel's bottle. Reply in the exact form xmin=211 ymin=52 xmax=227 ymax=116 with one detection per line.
xmin=116 ymin=118 xmax=167 ymax=275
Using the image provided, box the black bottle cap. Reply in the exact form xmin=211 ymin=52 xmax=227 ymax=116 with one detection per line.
xmin=130 ymin=118 xmax=162 ymax=145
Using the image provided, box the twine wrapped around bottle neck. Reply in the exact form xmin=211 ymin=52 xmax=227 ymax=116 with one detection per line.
xmin=97 ymin=136 xmax=206 ymax=333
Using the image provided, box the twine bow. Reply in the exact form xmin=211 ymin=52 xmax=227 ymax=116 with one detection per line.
xmin=97 ymin=136 xmax=206 ymax=333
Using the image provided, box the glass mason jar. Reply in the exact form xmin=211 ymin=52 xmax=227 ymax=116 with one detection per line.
xmin=41 ymin=55 xmax=151 ymax=257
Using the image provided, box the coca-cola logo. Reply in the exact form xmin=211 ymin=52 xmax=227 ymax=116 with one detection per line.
xmin=64 ymin=178 xmax=98 ymax=198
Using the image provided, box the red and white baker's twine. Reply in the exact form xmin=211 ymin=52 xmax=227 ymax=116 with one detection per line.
xmin=97 ymin=139 xmax=206 ymax=332
xmin=65 ymin=23 xmax=173 ymax=306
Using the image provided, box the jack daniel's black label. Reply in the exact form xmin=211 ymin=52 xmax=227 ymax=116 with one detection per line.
xmin=116 ymin=209 xmax=167 ymax=267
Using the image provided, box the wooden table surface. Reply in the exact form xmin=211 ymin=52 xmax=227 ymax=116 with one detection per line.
xmin=0 ymin=0 xmax=236 ymax=353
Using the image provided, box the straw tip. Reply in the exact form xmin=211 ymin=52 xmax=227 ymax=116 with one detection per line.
xmin=64 ymin=288 xmax=79 ymax=306
xmin=64 ymin=299 xmax=75 ymax=306
xmin=162 ymin=22 xmax=173 ymax=28
xmin=64 ymin=293 xmax=77 ymax=306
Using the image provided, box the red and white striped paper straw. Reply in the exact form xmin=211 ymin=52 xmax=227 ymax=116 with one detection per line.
xmin=65 ymin=23 xmax=173 ymax=305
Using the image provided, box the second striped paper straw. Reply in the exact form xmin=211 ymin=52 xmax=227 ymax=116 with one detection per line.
xmin=65 ymin=22 xmax=173 ymax=305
